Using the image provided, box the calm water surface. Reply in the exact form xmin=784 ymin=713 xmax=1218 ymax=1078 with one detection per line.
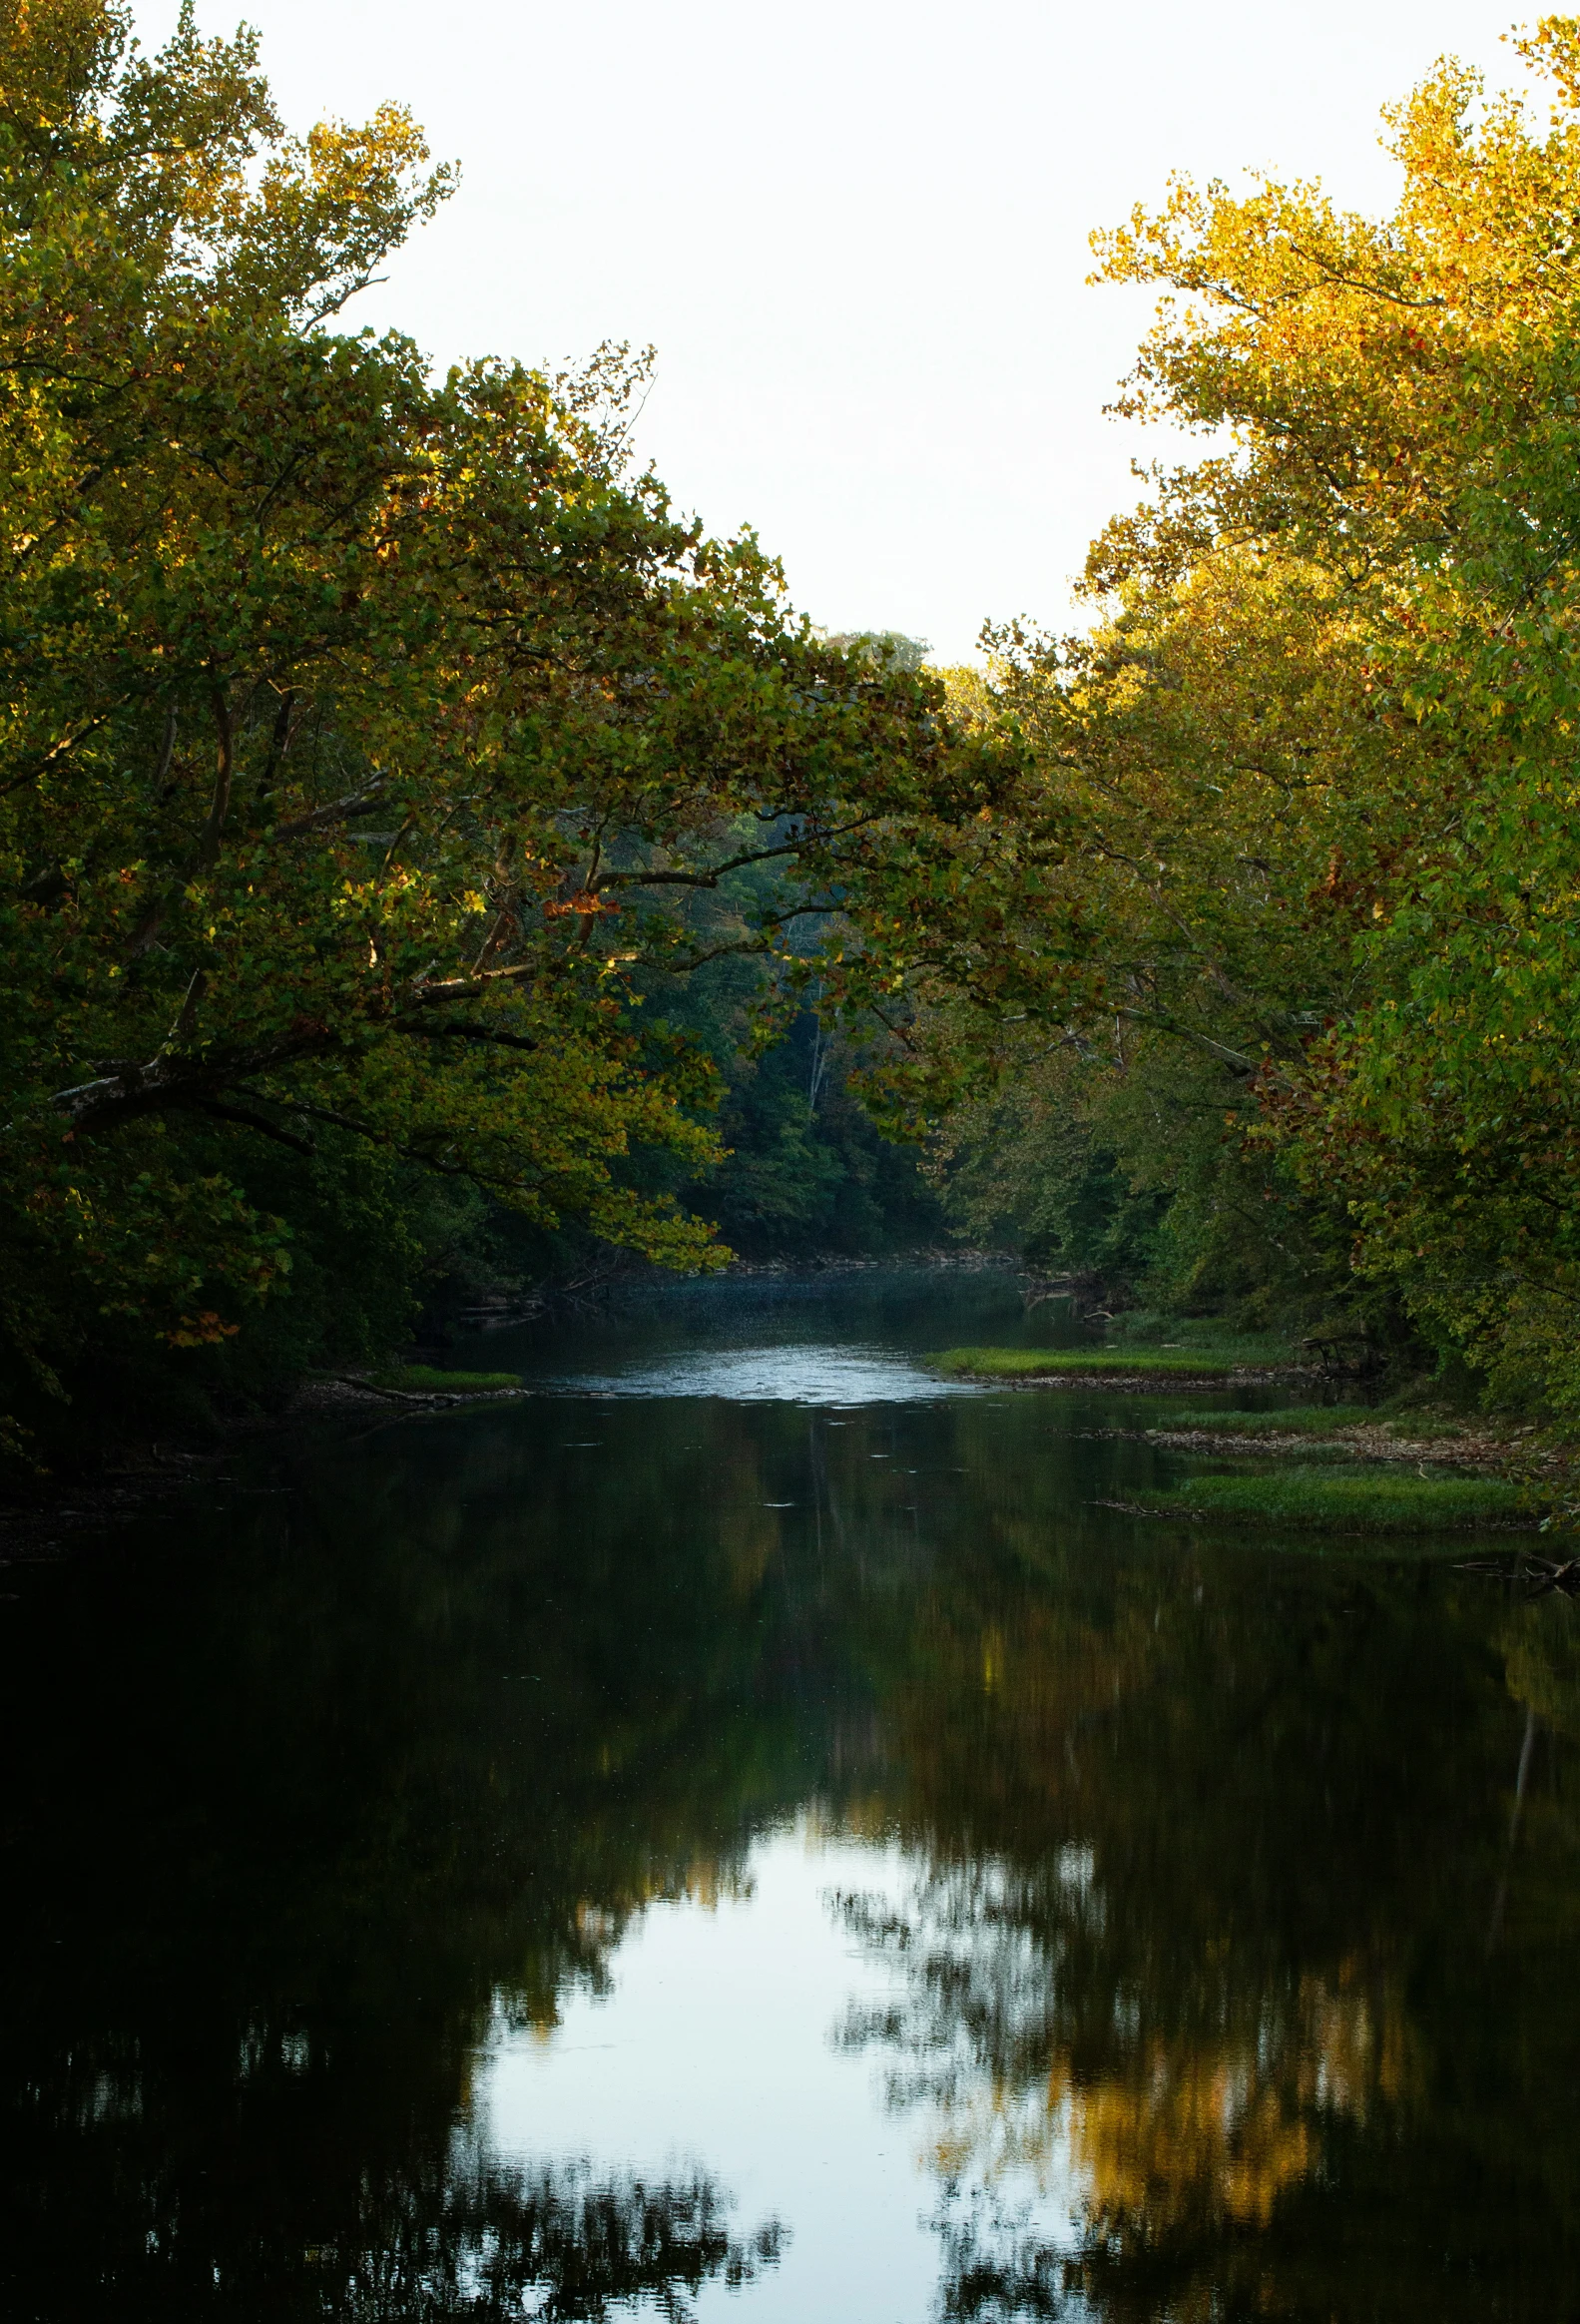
xmin=3 ymin=1269 xmax=1579 ymax=2320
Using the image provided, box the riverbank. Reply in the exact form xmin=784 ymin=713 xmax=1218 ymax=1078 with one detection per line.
xmin=929 ymin=1313 xmax=1330 ymax=1390
xmin=0 ymin=1367 xmax=542 ymax=1559
xmin=1099 ymin=1466 xmax=1535 ymax=1534
xmin=1140 ymin=1407 xmax=1535 ymax=1466
xmin=930 ymin=1332 xmax=1577 ymax=1534
xmin=8 ymin=1273 xmax=1573 ymax=1555
xmin=1 ymin=1260 xmax=999 ymax=1551
xmin=931 ymin=1348 xmax=1324 ymax=1391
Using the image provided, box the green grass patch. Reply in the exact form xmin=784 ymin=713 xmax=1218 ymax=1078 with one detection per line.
xmin=373 ymin=1365 xmax=522 ymax=1394
xmin=1163 ymin=1403 xmax=1474 ymax=1443
xmin=1138 ymin=1464 xmax=1529 ymax=1532
xmin=1163 ymin=1405 xmax=1378 ymax=1435
xmin=932 ymin=1346 xmax=1271 ymax=1380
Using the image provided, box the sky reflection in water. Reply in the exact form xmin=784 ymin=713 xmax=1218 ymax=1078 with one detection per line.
xmin=2 ymin=1268 xmax=1578 ymax=2322
xmin=549 ymin=1342 xmax=982 ymax=1404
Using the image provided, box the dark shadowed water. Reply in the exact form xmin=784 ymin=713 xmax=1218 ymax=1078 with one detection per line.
xmin=3 ymin=1267 xmax=1578 ymax=2321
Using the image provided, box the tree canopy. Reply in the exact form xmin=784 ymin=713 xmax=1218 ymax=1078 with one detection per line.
xmin=0 ymin=1 xmax=1008 ymax=1457
xmin=12 ymin=4 xmax=1580 ymax=1451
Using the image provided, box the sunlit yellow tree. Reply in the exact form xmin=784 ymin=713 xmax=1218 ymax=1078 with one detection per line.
xmin=930 ymin=17 xmax=1580 ymax=1404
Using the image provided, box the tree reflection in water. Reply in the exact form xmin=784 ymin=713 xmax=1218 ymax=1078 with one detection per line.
xmin=310 ymin=2157 xmax=782 ymax=2320
xmin=826 ymin=1499 xmax=1580 ymax=2322
xmin=0 ymin=1397 xmax=806 ymax=2320
xmin=836 ymin=1862 xmax=1413 ymax=2317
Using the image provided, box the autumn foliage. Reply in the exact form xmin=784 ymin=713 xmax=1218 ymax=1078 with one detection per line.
xmin=923 ymin=18 xmax=1580 ymax=1414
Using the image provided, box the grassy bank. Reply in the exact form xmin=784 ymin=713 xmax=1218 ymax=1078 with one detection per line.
xmin=1161 ymin=1404 xmax=1377 ymax=1436
xmin=931 ymin=1346 xmax=1293 ymax=1381
xmin=371 ymin=1366 xmax=523 ymax=1395
xmin=932 ymin=1314 xmax=1312 ymax=1383
xmin=1132 ymin=1465 xmax=1531 ymax=1532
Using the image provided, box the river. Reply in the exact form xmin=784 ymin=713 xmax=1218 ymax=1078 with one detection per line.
xmin=2 ymin=1266 xmax=1577 ymax=2320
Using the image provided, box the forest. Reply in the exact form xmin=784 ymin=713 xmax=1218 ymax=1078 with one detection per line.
xmin=8 ymin=0 xmax=1580 ymax=1469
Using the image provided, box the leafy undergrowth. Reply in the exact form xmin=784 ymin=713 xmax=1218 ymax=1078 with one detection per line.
xmin=373 ymin=1365 xmax=522 ymax=1394
xmin=1135 ymin=1464 xmax=1532 ymax=1532
xmin=1103 ymin=1314 xmax=1308 ymax=1369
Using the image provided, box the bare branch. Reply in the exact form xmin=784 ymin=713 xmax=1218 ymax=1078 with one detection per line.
xmin=162 ymin=966 xmax=206 ymax=1053
xmin=407 ymin=964 xmax=543 ymax=1002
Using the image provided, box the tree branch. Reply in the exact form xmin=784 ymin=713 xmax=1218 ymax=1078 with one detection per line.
xmin=193 ymin=1100 xmax=316 ymax=1156
xmin=591 ymin=818 xmax=879 ymax=891
xmin=263 ymin=1094 xmax=548 ymax=1192
xmin=407 ymin=964 xmax=542 ymax=1002
xmin=195 ymin=684 xmax=235 ymax=872
xmin=52 ymin=1027 xmax=338 ymax=1133
xmin=390 ymin=1019 xmax=540 ymax=1052
xmin=1 ymin=711 xmax=119 ymax=797
xmin=270 ymin=776 xmax=389 ymax=841
xmin=253 ymin=686 xmax=295 ymax=808
xmin=162 ymin=966 xmax=206 ymax=1052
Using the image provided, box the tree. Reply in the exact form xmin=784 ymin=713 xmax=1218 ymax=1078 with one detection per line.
xmin=925 ymin=18 xmax=1580 ymax=1400
xmin=0 ymin=3 xmax=1008 ymax=1454
xmin=911 ymin=553 xmax=1423 ymax=1330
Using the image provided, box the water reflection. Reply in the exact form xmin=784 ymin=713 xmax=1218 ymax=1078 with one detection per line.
xmin=1 ymin=1273 xmax=1578 ymax=2320
xmin=550 ymin=1343 xmax=981 ymax=1404
xmin=259 ymin=2156 xmax=782 ymax=2322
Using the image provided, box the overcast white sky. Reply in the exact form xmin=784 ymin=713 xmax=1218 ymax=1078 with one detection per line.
xmin=137 ymin=2 xmax=1532 ymax=659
